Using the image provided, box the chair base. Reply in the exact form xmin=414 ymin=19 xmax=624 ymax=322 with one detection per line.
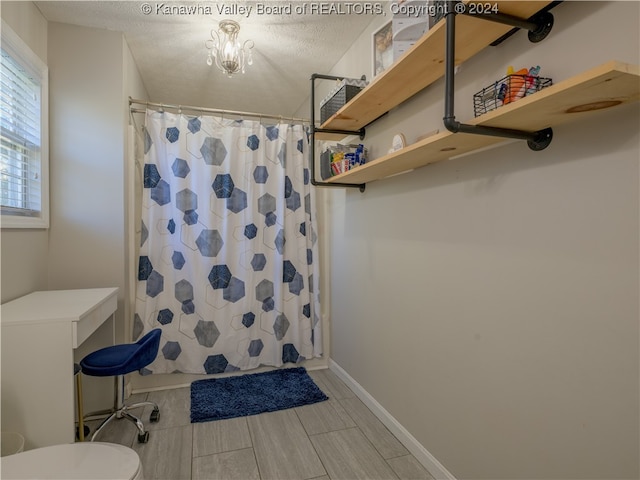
xmin=80 ymin=374 xmax=160 ymax=443
xmin=87 ymin=401 xmax=160 ymax=443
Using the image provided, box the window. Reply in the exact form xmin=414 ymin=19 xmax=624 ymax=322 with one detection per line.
xmin=1 ymin=20 xmax=48 ymax=228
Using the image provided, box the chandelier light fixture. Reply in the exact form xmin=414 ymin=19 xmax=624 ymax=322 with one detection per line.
xmin=205 ymin=20 xmax=254 ymax=77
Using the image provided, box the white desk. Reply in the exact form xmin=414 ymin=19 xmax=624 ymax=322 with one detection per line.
xmin=1 ymin=288 xmax=118 ymax=449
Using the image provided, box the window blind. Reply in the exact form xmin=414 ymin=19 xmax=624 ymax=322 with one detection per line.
xmin=0 ymin=46 xmax=42 ymax=217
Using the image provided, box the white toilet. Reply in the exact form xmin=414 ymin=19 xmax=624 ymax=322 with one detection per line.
xmin=0 ymin=442 xmax=143 ymax=479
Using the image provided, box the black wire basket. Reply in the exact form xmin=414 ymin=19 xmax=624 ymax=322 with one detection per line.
xmin=320 ymin=84 xmax=364 ymax=124
xmin=473 ymin=75 xmax=552 ymax=117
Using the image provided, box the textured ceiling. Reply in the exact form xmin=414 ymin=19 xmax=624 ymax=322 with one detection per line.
xmin=36 ymin=1 xmax=378 ymax=117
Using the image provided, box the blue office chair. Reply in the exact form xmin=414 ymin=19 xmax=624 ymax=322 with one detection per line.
xmin=80 ymin=329 xmax=162 ymax=443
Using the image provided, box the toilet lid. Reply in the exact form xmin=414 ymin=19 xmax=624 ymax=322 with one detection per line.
xmin=0 ymin=442 xmax=141 ymax=479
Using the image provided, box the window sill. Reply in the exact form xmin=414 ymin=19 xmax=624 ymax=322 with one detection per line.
xmin=1 ymin=215 xmax=49 ymax=229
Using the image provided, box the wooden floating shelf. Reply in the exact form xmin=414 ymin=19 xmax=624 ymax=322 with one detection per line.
xmin=326 ymin=61 xmax=640 ymax=185
xmin=318 ymin=0 xmax=554 ymax=136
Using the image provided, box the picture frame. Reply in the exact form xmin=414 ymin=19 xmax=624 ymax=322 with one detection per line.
xmin=372 ymin=21 xmax=393 ymax=78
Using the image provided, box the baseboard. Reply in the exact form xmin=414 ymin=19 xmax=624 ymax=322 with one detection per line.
xmin=328 ymin=359 xmax=457 ymax=480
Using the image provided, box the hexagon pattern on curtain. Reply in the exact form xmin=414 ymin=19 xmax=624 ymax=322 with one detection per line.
xmin=135 ymin=110 xmax=322 ymax=373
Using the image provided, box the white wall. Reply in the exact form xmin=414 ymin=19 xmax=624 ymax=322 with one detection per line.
xmin=47 ymin=21 xmax=123 ymax=412
xmin=319 ymin=2 xmax=639 ymax=479
xmin=47 ymin=21 xmax=125 ymax=335
xmin=47 ymin=21 xmax=148 ymax=410
xmin=0 ymin=2 xmax=49 ymax=303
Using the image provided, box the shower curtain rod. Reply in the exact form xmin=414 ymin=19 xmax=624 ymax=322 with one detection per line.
xmin=129 ymin=97 xmax=310 ymax=124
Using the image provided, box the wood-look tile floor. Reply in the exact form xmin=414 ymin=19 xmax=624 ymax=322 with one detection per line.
xmin=85 ymin=369 xmax=434 ymax=480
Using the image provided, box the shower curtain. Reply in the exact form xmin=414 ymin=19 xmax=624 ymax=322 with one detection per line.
xmin=134 ymin=110 xmax=322 ymax=374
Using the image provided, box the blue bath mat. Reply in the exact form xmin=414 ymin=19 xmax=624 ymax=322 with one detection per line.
xmin=190 ymin=367 xmax=328 ymax=423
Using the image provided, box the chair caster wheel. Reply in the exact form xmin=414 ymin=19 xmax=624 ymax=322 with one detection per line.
xmin=138 ymin=431 xmax=150 ymax=443
xmin=76 ymin=424 xmax=90 ymax=441
xmin=150 ymin=408 xmax=160 ymax=423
